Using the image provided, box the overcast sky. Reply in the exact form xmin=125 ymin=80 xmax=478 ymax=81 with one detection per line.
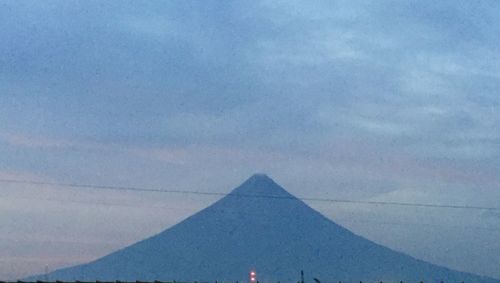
xmin=1 ymin=0 xmax=500 ymax=280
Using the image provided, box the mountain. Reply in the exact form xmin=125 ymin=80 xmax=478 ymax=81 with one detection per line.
xmin=28 ymin=174 xmax=499 ymax=282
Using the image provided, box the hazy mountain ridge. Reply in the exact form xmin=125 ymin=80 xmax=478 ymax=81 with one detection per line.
xmin=27 ymin=174 xmax=499 ymax=283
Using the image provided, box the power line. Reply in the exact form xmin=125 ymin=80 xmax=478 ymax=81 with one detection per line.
xmin=1 ymin=178 xmax=499 ymax=212
xmin=6 ymin=194 xmax=500 ymax=232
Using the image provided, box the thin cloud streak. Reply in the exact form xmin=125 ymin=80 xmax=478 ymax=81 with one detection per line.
xmin=1 ymin=0 xmax=500 ymax=280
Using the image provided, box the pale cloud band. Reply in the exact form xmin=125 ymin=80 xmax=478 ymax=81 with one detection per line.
xmin=1 ymin=0 xmax=500 ymax=280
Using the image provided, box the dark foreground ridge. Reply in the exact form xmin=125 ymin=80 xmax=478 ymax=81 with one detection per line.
xmin=1 ymin=281 xmax=485 ymax=283
xmin=24 ymin=174 xmax=500 ymax=282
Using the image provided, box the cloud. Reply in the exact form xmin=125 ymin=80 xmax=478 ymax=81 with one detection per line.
xmin=1 ymin=0 xmax=500 ymax=279
xmin=0 ymin=133 xmax=75 ymax=149
xmin=482 ymin=210 xmax=500 ymax=219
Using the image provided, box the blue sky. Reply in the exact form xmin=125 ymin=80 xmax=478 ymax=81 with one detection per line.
xmin=1 ymin=0 xmax=500 ymax=280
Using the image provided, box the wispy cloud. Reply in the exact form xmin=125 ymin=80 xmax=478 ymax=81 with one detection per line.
xmin=1 ymin=0 xmax=500 ymax=279
xmin=0 ymin=133 xmax=75 ymax=149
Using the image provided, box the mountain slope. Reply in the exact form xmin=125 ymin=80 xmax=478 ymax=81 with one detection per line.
xmin=28 ymin=174 xmax=499 ymax=282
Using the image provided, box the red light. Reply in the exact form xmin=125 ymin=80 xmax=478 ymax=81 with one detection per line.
xmin=249 ymin=270 xmax=257 ymax=282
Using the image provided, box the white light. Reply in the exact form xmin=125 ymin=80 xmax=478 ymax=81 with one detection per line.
xmin=250 ymin=272 xmax=256 ymax=276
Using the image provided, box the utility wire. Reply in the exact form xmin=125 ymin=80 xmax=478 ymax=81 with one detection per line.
xmin=5 ymin=194 xmax=500 ymax=232
xmin=3 ymin=179 xmax=500 ymax=232
xmin=1 ymin=178 xmax=499 ymax=212
xmin=4 ymin=195 xmax=500 ymax=237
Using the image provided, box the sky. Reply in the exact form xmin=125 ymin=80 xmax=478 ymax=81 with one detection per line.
xmin=1 ymin=0 xmax=500 ymax=280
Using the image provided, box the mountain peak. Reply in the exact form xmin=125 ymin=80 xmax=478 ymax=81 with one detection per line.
xmin=244 ymin=173 xmax=274 ymax=185
xmin=28 ymin=174 xmax=500 ymax=283
xmin=229 ymin=173 xmax=291 ymax=197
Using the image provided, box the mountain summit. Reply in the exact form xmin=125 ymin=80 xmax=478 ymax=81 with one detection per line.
xmin=29 ymin=174 xmax=498 ymax=282
xmin=229 ymin=173 xmax=293 ymax=197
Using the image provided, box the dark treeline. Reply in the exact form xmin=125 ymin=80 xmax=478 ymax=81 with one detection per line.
xmin=2 ymin=281 xmax=465 ymax=283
